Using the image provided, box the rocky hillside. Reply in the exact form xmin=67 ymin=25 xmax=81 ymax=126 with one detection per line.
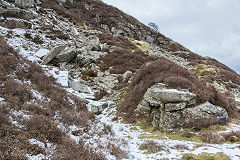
xmin=1 ymin=0 xmax=240 ymax=159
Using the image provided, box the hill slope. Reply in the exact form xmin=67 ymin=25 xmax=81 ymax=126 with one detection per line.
xmin=1 ymin=0 xmax=240 ymax=159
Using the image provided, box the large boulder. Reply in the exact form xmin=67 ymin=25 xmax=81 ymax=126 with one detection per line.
xmin=15 ymin=0 xmax=34 ymax=8
xmin=135 ymin=83 xmax=228 ymax=131
xmin=89 ymin=101 xmax=108 ymax=115
xmin=145 ymin=87 xmax=196 ymax=104
xmin=56 ymin=47 xmax=76 ymax=63
xmin=42 ymin=45 xmax=66 ymax=65
xmin=159 ymin=102 xmax=228 ymax=132
xmin=143 ymin=83 xmax=196 ymax=107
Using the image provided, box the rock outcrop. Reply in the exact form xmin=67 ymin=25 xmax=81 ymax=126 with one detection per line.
xmin=135 ymin=83 xmax=228 ymax=131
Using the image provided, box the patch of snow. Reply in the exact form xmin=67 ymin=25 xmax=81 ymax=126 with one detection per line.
xmin=27 ymin=139 xmax=55 ymax=160
xmin=11 ymin=110 xmax=32 ymax=119
xmin=26 ymin=154 xmax=46 ymax=160
xmin=9 ymin=115 xmax=25 ymax=128
xmin=31 ymin=89 xmax=44 ymax=101
xmin=48 ymin=67 xmax=68 ymax=87
xmin=219 ymin=120 xmax=240 ymax=133
xmin=65 ymin=88 xmax=95 ymax=100
xmin=236 ymin=98 xmax=240 ymax=102
xmin=97 ymin=104 xmax=240 ymax=160
xmin=12 ymin=28 xmax=26 ymax=35
xmin=35 ymin=48 xmax=49 ymax=58
xmin=0 ymin=97 xmax=5 ymax=102
xmin=56 ymin=71 xmax=68 ymax=87
xmin=29 ymin=139 xmax=45 ymax=149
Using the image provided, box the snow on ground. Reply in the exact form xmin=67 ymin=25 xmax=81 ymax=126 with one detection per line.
xmin=97 ymin=106 xmax=240 ymax=160
xmin=236 ymin=98 xmax=240 ymax=102
xmin=219 ymin=120 xmax=240 ymax=133
xmin=0 ymin=97 xmax=5 ymax=102
xmin=35 ymin=48 xmax=49 ymax=58
xmin=25 ymin=154 xmax=46 ymax=160
xmin=47 ymin=67 xmax=69 ymax=87
xmin=29 ymin=139 xmax=45 ymax=149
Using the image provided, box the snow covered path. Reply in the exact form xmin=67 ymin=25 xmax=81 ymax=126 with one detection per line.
xmin=96 ymin=105 xmax=240 ymax=160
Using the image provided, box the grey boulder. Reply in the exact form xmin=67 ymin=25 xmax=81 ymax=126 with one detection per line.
xmin=56 ymin=47 xmax=76 ymax=63
xmin=159 ymin=102 xmax=228 ymax=132
xmin=89 ymin=101 xmax=108 ymax=115
xmin=42 ymin=45 xmax=66 ymax=65
xmin=69 ymin=81 xmax=91 ymax=93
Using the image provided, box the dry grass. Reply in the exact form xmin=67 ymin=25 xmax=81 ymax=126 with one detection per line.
xmin=199 ymin=132 xmax=225 ymax=144
xmin=23 ymin=116 xmax=64 ymax=143
xmin=94 ymin=89 xmax=108 ymax=100
xmin=221 ymin=131 xmax=240 ymax=143
xmin=199 ymin=131 xmax=240 ymax=144
xmin=98 ymin=48 xmax=157 ymax=74
xmin=82 ymin=68 xmax=98 ymax=80
xmin=52 ymin=138 xmax=106 ymax=160
xmin=139 ymin=140 xmax=164 ymax=154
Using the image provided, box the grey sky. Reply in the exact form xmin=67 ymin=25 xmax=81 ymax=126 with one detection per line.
xmin=102 ymin=0 xmax=240 ymax=73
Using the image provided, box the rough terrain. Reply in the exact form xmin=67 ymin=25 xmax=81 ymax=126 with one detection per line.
xmin=1 ymin=0 xmax=240 ymax=159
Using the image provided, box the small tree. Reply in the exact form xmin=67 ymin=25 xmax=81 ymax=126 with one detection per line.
xmin=148 ymin=22 xmax=159 ymax=32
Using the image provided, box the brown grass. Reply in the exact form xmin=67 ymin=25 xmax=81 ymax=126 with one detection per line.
xmin=199 ymin=132 xmax=225 ymax=144
xmin=0 ymin=105 xmax=45 ymax=159
xmin=139 ymin=140 xmax=164 ymax=153
xmin=98 ymin=33 xmax=137 ymax=50
xmin=98 ymin=48 xmax=157 ymax=74
xmin=94 ymin=89 xmax=108 ymax=100
xmin=175 ymin=52 xmax=240 ymax=90
xmin=199 ymin=131 xmax=240 ymax=144
xmin=52 ymin=138 xmax=106 ymax=160
xmin=221 ymin=131 xmax=240 ymax=143
xmin=107 ymin=142 xmax=125 ymax=158
xmin=23 ymin=116 xmax=64 ymax=143
xmin=82 ymin=68 xmax=98 ymax=80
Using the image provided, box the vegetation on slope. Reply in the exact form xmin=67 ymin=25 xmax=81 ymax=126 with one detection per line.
xmin=0 ymin=36 xmax=105 ymax=159
xmin=117 ymin=58 xmax=238 ymax=123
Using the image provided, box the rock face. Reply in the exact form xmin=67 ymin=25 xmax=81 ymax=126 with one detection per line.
xmin=15 ymin=0 xmax=34 ymax=8
xmin=135 ymin=83 xmax=228 ymax=131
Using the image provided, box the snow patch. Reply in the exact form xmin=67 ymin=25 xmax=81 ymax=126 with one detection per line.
xmin=0 ymin=97 xmax=5 ymax=102
xmin=26 ymin=154 xmax=46 ymax=160
xmin=35 ymin=48 xmax=49 ymax=58
xmin=29 ymin=139 xmax=45 ymax=148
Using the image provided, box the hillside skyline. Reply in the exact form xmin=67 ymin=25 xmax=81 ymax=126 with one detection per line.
xmin=103 ymin=0 xmax=240 ymax=74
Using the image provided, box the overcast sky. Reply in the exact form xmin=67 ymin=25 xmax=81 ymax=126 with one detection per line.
xmin=102 ymin=0 xmax=240 ymax=73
